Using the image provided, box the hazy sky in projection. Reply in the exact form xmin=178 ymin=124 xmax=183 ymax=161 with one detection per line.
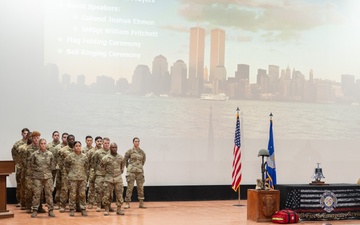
xmin=45 ymin=0 xmax=360 ymax=85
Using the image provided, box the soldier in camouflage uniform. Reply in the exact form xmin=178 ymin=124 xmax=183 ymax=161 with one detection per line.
xmin=30 ymin=138 xmax=56 ymax=218
xmin=82 ymin=135 xmax=93 ymax=154
xmin=86 ymin=136 xmax=102 ymax=209
xmin=101 ymin=142 xmax=125 ymax=216
xmin=91 ymin=137 xmax=110 ymax=212
xmin=11 ymin=128 xmax=30 ymax=207
xmin=18 ymin=131 xmax=32 ymax=210
xmin=64 ymin=141 xmax=88 ymax=217
xmin=58 ymin=134 xmax=75 ymax=212
xmin=23 ymin=131 xmax=42 ymax=213
xmin=81 ymin=135 xmax=93 ymax=209
xmin=46 ymin=131 xmax=60 ymax=184
xmin=53 ymin=132 xmax=68 ymax=209
xmin=124 ymin=137 xmax=146 ymax=209
xmin=46 ymin=131 xmax=60 ymax=202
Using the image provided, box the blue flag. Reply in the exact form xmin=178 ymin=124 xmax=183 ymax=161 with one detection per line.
xmin=266 ymin=113 xmax=276 ymax=189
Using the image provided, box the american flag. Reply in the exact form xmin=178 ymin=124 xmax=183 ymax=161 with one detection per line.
xmin=232 ymin=108 xmax=242 ymax=191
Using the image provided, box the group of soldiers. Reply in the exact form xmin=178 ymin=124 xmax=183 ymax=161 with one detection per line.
xmin=11 ymin=128 xmax=147 ymax=218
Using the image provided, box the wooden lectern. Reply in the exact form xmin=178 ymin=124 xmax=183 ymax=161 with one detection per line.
xmin=247 ymin=189 xmax=280 ymax=222
xmin=0 ymin=160 xmax=15 ymax=219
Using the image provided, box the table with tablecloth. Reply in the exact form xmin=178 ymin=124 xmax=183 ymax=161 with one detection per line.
xmin=276 ymin=183 xmax=360 ymax=220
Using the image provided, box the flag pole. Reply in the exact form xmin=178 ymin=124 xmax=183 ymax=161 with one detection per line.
xmin=233 ymin=107 xmax=245 ymax=207
xmin=265 ymin=112 xmax=277 ymax=190
xmin=233 ymin=184 xmax=245 ymax=207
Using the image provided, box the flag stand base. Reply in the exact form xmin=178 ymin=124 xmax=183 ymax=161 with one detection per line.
xmin=233 ymin=204 xmax=246 ymax=207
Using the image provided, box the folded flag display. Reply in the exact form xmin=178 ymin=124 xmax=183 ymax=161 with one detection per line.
xmin=272 ymin=209 xmax=300 ymax=224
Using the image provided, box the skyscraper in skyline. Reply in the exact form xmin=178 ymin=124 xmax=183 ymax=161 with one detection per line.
xmin=268 ymin=65 xmax=280 ymax=94
xmin=152 ymin=54 xmax=170 ymax=94
xmin=213 ymin=65 xmax=227 ymax=94
xmin=209 ymin=28 xmax=225 ymax=83
xmin=188 ymin=27 xmax=205 ymax=96
xmin=235 ymin=64 xmax=250 ymax=82
xmin=131 ymin=65 xmax=151 ymax=94
xmin=235 ymin=64 xmax=250 ymax=98
xmin=170 ymin=59 xmax=187 ymax=96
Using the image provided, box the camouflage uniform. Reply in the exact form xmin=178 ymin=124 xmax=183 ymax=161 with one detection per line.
xmin=46 ymin=140 xmax=60 ymax=184
xmin=23 ymin=143 xmax=40 ymax=210
xmin=86 ymin=147 xmax=98 ymax=206
xmin=91 ymin=148 xmax=109 ymax=208
xmin=11 ymin=139 xmax=26 ymax=205
xmin=58 ymin=145 xmax=73 ymax=209
xmin=46 ymin=141 xmax=60 ymax=207
xmin=17 ymin=143 xmax=28 ymax=208
xmin=82 ymin=145 xmax=93 ymax=155
xmin=53 ymin=143 xmax=66 ymax=205
xmin=101 ymin=153 xmax=125 ymax=210
xmin=124 ymin=147 xmax=146 ymax=202
xmin=30 ymin=150 xmax=55 ymax=211
xmin=64 ymin=152 xmax=88 ymax=211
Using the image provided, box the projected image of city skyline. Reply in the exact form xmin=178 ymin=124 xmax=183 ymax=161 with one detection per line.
xmin=45 ymin=1 xmax=360 ymax=80
xmin=43 ymin=0 xmax=360 ymax=103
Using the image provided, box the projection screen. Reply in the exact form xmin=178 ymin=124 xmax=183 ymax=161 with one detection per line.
xmin=1 ymin=0 xmax=360 ymax=187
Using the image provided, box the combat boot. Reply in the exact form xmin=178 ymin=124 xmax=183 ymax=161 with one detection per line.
xmin=54 ymin=202 xmax=60 ymax=210
xmin=96 ymin=203 xmax=101 ymax=212
xmin=81 ymin=210 xmax=88 ymax=216
xmin=124 ymin=202 xmax=130 ymax=209
xmin=69 ymin=209 xmax=75 ymax=216
xmin=87 ymin=204 xmax=93 ymax=209
xmin=116 ymin=207 xmax=125 ymax=215
xmin=139 ymin=200 xmax=146 ymax=209
xmin=31 ymin=211 xmax=37 ymax=218
xmin=104 ymin=206 xmax=109 ymax=216
xmin=59 ymin=203 xmax=65 ymax=212
xmin=48 ymin=210 xmax=55 ymax=217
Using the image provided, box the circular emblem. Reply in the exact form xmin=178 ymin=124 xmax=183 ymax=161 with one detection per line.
xmin=320 ymin=190 xmax=337 ymax=212
xmin=262 ymin=195 xmax=275 ymax=216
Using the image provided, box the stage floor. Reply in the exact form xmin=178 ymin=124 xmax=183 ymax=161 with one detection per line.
xmin=2 ymin=200 xmax=360 ymax=225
